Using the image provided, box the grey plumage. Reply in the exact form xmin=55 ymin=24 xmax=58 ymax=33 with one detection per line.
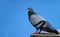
xmin=27 ymin=7 xmax=59 ymax=34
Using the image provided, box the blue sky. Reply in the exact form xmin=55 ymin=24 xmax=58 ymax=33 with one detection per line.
xmin=0 ymin=0 xmax=60 ymax=37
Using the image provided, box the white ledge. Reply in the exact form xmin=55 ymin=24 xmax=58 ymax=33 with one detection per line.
xmin=30 ymin=30 xmax=60 ymax=37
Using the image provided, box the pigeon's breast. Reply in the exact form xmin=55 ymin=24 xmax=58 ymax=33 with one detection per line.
xmin=30 ymin=14 xmax=45 ymax=25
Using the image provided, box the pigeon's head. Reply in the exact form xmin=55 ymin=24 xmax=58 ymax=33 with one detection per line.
xmin=27 ymin=7 xmax=33 ymax=11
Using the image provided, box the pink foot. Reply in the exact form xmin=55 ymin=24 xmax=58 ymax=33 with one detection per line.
xmin=33 ymin=32 xmax=39 ymax=34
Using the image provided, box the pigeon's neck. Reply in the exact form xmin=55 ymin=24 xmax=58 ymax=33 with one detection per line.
xmin=28 ymin=10 xmax=36 ymax=18
xmin=28 ymin=10 xmax=36 ymax=16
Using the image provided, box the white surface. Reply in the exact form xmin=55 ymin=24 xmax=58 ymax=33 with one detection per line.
xmin=31 ymin=30 xmax=60 ymax=36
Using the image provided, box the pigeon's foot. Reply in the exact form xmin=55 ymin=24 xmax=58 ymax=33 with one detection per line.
xmin=33 ymin=32 xmax=39 ymax=34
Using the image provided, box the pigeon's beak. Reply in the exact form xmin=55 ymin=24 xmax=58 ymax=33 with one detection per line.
xmin=27 ymin=9 xmax=30 ymax=11
xmin=27 ymin=7 xmax=32 ymax=11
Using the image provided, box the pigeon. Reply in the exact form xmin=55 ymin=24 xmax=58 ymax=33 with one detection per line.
xmin=27 ymin=7 xmax=59 ymax=34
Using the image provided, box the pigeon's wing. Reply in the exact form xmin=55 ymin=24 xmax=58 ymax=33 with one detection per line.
xmin=42 ymin=21 xmax=59 ymax=34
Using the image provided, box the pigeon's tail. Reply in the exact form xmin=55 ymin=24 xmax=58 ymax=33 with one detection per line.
xmin=41 ymin=21 xmax=59 ymax=34
xmin=42 ymin=27 xmax=59 ymax=34
xmin=42 ymin=26 xmax=59 ymax=34
xmin=54 ymin=30 xmax=59 ymax=34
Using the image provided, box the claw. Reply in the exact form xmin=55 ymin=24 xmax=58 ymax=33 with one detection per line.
xmin=33 ymin=32 xmax=39 ymax=34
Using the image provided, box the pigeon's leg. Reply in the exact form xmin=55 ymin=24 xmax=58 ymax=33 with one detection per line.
xmin=34 ymin=28 xmax=39 ymax=34
xmin=39 ymin=29 xmax=41 ymax=34
xmin=36 ymin=28 xmax=38 ymax=32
